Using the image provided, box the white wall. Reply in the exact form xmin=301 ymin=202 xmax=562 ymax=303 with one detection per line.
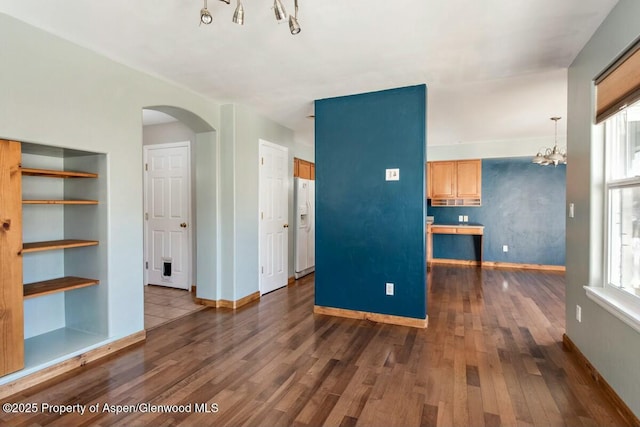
xmin=566 ymin=0 xmax=640 ymax=417
xmin=427 ymin=136 xmax=566 ymax=161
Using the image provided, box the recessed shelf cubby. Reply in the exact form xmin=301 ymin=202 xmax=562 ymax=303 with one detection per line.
xmin=0 ymin=139 xmax=109 ymax=377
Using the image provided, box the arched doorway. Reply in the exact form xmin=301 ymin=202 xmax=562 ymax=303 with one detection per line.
xmin=141 ymin=106 xmax=217 ymax=328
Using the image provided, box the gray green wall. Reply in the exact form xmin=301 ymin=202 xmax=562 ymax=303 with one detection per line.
xmin=567 ymin=0 xmax=640 ymax=416
xmin=0 ymin=13 xmax=308 ymax=383
xmin=0 ymin=13 xmax=220 ymax=350
xmin=220 ymin=104 xmax=314 ymax=300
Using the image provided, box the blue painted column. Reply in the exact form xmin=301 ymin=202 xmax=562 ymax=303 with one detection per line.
xmin=315 ymin=85 xmax=427 ymax=320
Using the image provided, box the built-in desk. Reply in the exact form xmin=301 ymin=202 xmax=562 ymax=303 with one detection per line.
xmin=427 ymin=224 xmax=484 ymax=266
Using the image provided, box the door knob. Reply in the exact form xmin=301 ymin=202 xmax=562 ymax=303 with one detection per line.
xmin=180 ymin=222 xmax=188 ymax=228
xmin=283 ymin=224 xmax=289 ymax=228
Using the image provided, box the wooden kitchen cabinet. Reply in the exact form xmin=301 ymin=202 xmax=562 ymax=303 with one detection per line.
xmin=430 ymin=161 xmax=457 ymax=199
xmin=425 ymin=162 xmax=431 ymax=199
xmin=456 ymin=160 xmax=482 ymax=199
xmin=429 ymin=159 xmax=481 ymax=206
xmin=294 ymin=158 xmax=315 ymax=180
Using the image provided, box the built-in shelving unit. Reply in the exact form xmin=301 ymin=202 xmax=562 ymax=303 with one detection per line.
xmin=0 ymin=139 xmax=109 ymax=382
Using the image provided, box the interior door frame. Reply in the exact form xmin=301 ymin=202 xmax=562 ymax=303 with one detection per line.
xmin=258 ymin=139 xmax=289 ymax=295
xmin=143 ymin=141 xmax=193 ymax=289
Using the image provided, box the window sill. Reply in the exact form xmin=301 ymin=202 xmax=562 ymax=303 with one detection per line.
xmin=584 ymin=285 xmax=640 ymax=334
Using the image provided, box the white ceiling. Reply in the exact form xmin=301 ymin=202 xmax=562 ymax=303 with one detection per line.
xmin=0 ymin=1 xmax=619 ymax=146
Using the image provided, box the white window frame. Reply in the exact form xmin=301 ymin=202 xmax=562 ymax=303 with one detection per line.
xmin=585 ymin=103 xmax=640 ymax=333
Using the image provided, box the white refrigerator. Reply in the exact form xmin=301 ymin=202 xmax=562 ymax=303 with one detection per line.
xmin=294 ymin=177 xmax=315 ymax=279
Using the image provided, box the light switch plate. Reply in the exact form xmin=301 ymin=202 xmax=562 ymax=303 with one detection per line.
xmin=385 ymin=168 xmax=400 ymax=181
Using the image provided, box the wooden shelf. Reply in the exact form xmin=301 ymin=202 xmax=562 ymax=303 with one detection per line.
xmin=23 ymin=199 xmax=98 ymax=205
xmin=23 ymin=276 xmax=99 ymax=299
xmin=21 ymin=167 xmax=98 ymax=179
xmin=23 ymin=239 xmax=99 ymax=253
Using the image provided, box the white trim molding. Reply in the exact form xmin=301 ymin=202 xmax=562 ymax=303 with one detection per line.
xmin=584 ymin=285 xmax=640 ymax=333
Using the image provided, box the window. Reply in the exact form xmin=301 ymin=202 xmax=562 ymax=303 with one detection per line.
xmin=605 ymin=100 xmax=640 ymax=298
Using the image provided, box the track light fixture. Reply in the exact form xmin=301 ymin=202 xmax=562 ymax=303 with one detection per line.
xmin=289 ymin=0 xmax=301 ymax=34
xmin=273 ymin=0 xmax=287 ymax=21
xmin=200 ymin=0 xmax=213 ymax=25
xmin=232 ymin=0 xmax=244 ymax=25
xmin=198 ymin=0 xmax=301 ymax=35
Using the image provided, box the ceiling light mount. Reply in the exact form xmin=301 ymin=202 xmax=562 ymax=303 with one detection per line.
xmin=532 ymin=117 xmax=567 ymax=166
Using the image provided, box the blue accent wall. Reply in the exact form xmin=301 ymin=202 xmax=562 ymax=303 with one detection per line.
xmin=315 ymin=85 xmax=426 ymax=320
xmin=429 ymin=157 xmax=565 ymax=265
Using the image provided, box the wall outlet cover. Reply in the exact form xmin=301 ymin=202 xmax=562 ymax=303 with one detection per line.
xmin=385 ymin=168 xmax=400 ymax=181
xmin=386 ymin=282 xmax=394 ymax=296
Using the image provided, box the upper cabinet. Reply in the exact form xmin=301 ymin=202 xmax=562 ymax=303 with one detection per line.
xmin=425 ymin=162 xmax=431 ymax=199
xmin=294 ymin=158 xmax=315 ymax=180
xmin=428 ymin=159 xmax=481 ymax=206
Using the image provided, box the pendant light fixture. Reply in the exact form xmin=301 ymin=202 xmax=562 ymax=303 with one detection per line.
xmin=532 ymin=117 xmax=567 ymax=166
xmin=232 ymin=0 xmax=244 ymax=25
xmin=289 ymin=0 xmax=301 ymax=34
xmin=273 ymin=0 xmax=287 ymax=22
xmin=200 ymin=0 xmax=213 ymax=25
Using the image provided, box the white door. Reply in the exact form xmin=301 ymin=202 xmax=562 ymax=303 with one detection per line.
xmin=144 ymin=142 xmax=191 ymax=290
xmin=259 ymin=140 xmax=289 ymax=295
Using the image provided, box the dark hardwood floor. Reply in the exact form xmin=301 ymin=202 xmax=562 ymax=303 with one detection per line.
xmin=0 ymin=266 xmax=630 ymax=426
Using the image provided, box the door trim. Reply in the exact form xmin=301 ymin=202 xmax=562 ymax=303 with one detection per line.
xmin=143 ymin=141 xmax=192 ymax=289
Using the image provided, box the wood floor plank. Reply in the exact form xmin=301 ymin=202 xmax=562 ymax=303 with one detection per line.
xmin=0 ymin=267 xmax=632 ymax=427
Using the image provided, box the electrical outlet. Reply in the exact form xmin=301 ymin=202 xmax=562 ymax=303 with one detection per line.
xmin=463 ymin=215 xmax=468 ymax=222
xmin=386 ymin=282 xmax=394 ymax=296
xmin=503 ymin=245 xmax=508 ymax=252
xmin=576 ymin=305 xmax=582 ymax=323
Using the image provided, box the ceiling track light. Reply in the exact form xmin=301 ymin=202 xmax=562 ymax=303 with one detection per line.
xmin=273 ymin=0 xmax=287 ymax=22
xmin=289 ymin=0 xmax=301 ymax=34
xmin=532 ymin=117 xmax=567 ymax=167
xmin=199 ymin=0 xmax=301 ymax=35
xmin=232 ymin=0 xmax=244 ymax=25
xmin=200 ymin=0 xmax=213 ymax=25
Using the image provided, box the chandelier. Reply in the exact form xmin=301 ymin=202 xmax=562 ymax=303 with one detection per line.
xmin=532 ymin=117 xmax=567 ymax=166
xmin=199 ymin=0 xmax=301 ymax=35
